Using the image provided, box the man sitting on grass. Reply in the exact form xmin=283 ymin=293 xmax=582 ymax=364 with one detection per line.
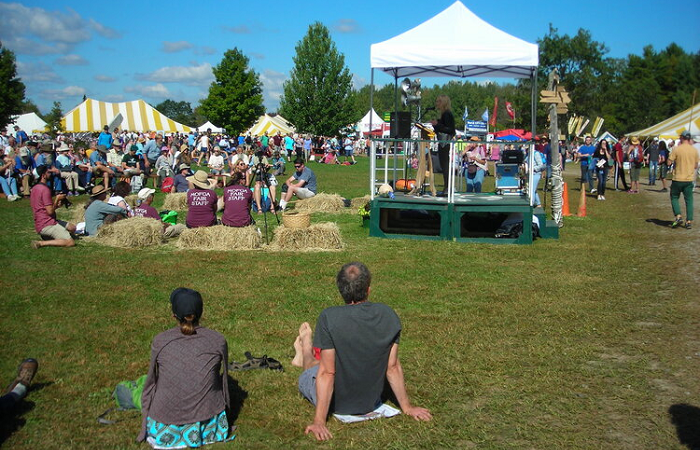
xmin=30 ymin=165 xmax=76 ymax=249
xmin=292 ymin=262 xmax=432 ymax=441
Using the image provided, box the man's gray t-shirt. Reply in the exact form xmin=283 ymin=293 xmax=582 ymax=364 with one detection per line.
xmin=313 ymin=302 xmax=401 ymax=415
xmin=294 ymin=167 xmax=317 ymax=193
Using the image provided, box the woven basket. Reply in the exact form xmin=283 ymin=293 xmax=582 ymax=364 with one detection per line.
xmin=282 ymin=212 xmax=310 ymax=229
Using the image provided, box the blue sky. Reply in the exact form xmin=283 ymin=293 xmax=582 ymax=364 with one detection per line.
xmin=2 ymin=0 xmax=698 ymax=117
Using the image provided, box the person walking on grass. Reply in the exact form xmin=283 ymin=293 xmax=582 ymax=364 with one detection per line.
xmin=668 ymin=131 xmax=699 ymax=229
xmin=292 ymin=262 xmax=432 ymax=441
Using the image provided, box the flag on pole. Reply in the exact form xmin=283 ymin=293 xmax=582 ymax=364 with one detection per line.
xmin=481 ymin=108 xmax=489 ymax=123
xmin=489 ymin=97 xmax=499 ymax=127
xmin=506 ymin=101 xmax=515 ymax=120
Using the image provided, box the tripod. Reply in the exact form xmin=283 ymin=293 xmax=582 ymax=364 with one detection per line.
xmin=248 ymin=158 xmax=280 ymax=244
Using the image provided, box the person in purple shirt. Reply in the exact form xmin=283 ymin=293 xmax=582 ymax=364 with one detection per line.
xmin=221 ymin=172 xmax=253 ymax=227
xmin=185 ymin=170 xmax=218 ymax=228
xmin=133 ymin=188 xmax=185 ymax=237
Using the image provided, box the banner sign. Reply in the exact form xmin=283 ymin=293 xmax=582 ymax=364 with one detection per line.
xmin=467 ymin=120 xmax=487 ymax=133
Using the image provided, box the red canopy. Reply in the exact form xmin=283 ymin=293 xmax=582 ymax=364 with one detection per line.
xmin=494 ymin=128 xmax=532 ymax=140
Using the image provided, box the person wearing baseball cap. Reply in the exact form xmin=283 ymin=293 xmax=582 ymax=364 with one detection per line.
xmin=137 ymin=288 xmax=232 ymax=445
xmin=667 ymin=130 xmax=699 ymax=229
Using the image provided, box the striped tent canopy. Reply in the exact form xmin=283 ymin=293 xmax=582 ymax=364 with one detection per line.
xmin=627 ymin=103 xmax=700 ymax=139
xmin=247 ymin=114 xmax=295 ymax=137
xmin=61 ymin=98 xmax=192 ymax=133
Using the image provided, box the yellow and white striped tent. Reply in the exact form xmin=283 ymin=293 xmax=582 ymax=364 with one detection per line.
xmin=61 ymin=98 xmax=192 ymax=133
xmin=627 ymin=103 xmax=700 ymax=139
xmin=247 ymin=114 xmax=295 ymax=137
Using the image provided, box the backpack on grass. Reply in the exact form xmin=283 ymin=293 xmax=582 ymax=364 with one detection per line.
xmin=97 ymin=374 xmax=147 ymax=424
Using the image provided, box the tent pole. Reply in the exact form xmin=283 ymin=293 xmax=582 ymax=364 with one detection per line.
xmin=370 ymin=68 xmax=376 ymax=200
xmin=529 ymin=68 xmax=537 ymax=207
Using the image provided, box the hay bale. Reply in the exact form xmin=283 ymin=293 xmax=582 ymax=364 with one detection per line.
xmin=163 ymin=192 xmax=188 ymax=211
xmin=124 ymin=194 xmax=139 ymax=207
xmin=95 ymin=217 xmax=164 ymax=248
xmin=272 ymin=222 xmax=343 ymax=251
xmin=71 ymin=203 xmax=87 ymax=224
xmin=295 ymin=193 xmax=345 ymax=213
xmin=350 ymin=195 xmax=371 ymax=209
xmin=175 ymin=225 xmax=261 ymax=251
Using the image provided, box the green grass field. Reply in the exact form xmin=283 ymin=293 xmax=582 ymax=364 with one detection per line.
xmin=0 ymin=157 xmax=698 ymax=449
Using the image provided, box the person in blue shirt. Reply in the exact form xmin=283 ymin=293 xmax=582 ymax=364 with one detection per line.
xmin=576 ymin=136 xmax=596 ymax=193
xmin=278 ymin=158 xmax=317 ymax=211
xmin=14 ymin=126 xmax=29 ymax=146
xmin=89 ymin=145 xmax=115 ymax=189
xmin=97 ymin=126 xmax=113 ymax=149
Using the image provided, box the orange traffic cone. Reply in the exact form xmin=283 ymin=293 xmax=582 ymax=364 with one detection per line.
xmin=577 ymin=183 xmax=587 ymax=217
xmin=562 ymin=182 xmax=571 ymax=216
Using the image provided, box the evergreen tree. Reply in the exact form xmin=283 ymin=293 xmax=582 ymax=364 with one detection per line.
xmin=280 ymin=22 xmax=353 ymax=136
xmin=0 ymin=42 xmax=26 ymax=129
xmin=199 ymin=48 xmax=263 ymax=135
xmin=44 ymin=101 xmax=64 ymax=137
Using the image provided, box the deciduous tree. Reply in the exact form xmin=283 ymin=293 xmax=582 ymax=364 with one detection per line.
xmin=199 ymin=48 xmax=263 ymax=135
xmin=0 ymin=42 xmax=26 ymax=129
xmin=280 ymin=22 xmax=353 ymax=136
xmin=155 ymin=99 xmax=196 ymax=126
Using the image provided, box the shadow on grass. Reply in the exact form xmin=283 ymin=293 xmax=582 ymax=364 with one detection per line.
xmin=227 ymin=376 xmax=248 ymax=424
xmin=669 ymin=403 xmax=700 ymax=450
xmin=646 ymin=218 xmax=675 ymax=227
xmin=0 ymin=381 xmax=53 ymax=445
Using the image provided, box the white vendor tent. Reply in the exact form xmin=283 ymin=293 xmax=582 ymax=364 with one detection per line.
xmin=5 ymin=112 xmax=47 ymax=135
xmin=247 ymin=114 xmax=295 ymax=136
xmin=357 ymin=109 xmax=388 ymax=134
xmin=196 ymin=121 xmax=224 ymax=133
xmin=370 ymin=1 xmax=538 ymax=79
xmin=61 ymin=98 xmax=192 ymax=133
xmin=368 ymin=0 xmax=539 ymax=205
xmin=595 ymin=131 xmax=618 ymax=144
xmin=626 ymin=103 xmax=700 ymax=139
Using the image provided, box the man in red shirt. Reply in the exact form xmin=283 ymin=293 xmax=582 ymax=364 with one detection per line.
xmin=30 ymin=166 xmax=76 ymax=249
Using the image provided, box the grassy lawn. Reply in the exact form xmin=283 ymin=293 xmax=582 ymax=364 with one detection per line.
xmin=0 ymin=156 xmax=697 ymax=449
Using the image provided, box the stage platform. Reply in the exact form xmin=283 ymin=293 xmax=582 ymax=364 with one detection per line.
xmin=369 ymin=192 xmax=559 ymax=244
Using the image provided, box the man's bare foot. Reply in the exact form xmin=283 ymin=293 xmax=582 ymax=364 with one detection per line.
xmin=292 ymin=336 xmax=303 ymax=367
xmin=299 ymin=322 xmax=312 ymax=346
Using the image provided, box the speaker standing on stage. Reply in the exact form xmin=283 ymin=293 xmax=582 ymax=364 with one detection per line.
xmin=430 ymin=95 xmax=455 ymax=196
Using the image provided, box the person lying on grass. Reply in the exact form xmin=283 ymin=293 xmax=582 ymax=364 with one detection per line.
xmin=292 ymin=261 xmax=432 ymax=441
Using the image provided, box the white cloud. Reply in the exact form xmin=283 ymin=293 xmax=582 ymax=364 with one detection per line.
xmin=16 ymin=61 xmax=64 ymax=83
xmin=136 ymin=63 xmax=214 ymax=86
xmin=333 ymin=19 xmax=360 ymax=34
xmin=94 ymin=74 xmax=117 ymax=82
xmin=224 ymin=25 xmax=251 ymax=34
xmin=197 ymin=46 xmax=216 ymax=55
xmin=40 ymin=85 xmax=87 ymax=99
xmin=0 ymin=3 xmax=119 ymax=55
xmin=125 ymin=83 xmax=171 ymax=99
xmin=55 ymin=54 xmax=89 ymax=66
xmin=102 ymin=94 xmax=125 ymax=103
xmin=88 ymin=19 xmax=121 ymax=39
xmin=162 ymin=41 xmax=194 ymax=53
xmin=260 ymin=69 xmax=287 ymax=111
xmin=250 ymin=52 xmax=265 ymax=60
xmin=352 ymin=73 xmax=367 ymax=90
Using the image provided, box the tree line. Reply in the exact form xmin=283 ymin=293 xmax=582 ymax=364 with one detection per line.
xmin=2 ymin=24 xmax=698 ymax=138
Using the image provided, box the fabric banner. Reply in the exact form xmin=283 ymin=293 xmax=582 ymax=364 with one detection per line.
xmin=489 ymin=97 xmax=498 ymax=127
xmin=506 ymin=101 xmax=515 ymax=120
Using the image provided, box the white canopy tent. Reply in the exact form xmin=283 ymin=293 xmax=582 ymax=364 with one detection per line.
xmin=196 ymin=121 xmax=224 ymax=133
xmin=368 ymin=1 xmax=539 ymax=204
xmin=5 ymin=112 xmax=47 ymax=135
xmin=357 ymin=109 xmax=388 ymax=134
xmin=627 ymin=103 xmax=700 ymax=139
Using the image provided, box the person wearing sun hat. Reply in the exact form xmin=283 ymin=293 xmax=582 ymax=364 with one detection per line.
xmin=185 ymin=170 xmax=218 ymax=228
xmin=137 ymin=287 xmax=233 ymax=446
xmin=84 ymin=185 xmax=128 ymax=236
xmin=627 ymin=136 xmax=644 ymax=194
xmin=667 ymin=130 xmax=699 ymax=229
xmin=55 ymin=142 xmax=80 ymax=196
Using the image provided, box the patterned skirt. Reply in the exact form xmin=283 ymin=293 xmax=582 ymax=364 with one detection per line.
xmin=145 ymin=410 xmax=235 ymax=449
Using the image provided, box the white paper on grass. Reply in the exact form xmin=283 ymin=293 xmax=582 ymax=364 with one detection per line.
xmin=333 ymin=403 xmax=401 ymax=424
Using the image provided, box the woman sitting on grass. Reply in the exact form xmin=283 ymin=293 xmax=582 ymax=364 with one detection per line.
xmin=185 ymin=170 xmax=218 ymax=228
xmin=137 ymin=288 xmax=234 ymax=448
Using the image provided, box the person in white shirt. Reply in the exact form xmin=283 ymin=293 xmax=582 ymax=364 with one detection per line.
xmin=207 ymin=146 xmax=225 ymax=187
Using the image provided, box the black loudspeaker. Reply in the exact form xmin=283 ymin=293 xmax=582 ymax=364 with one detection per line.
xmin=390 ymin=112 xmax=411 ymax=139
xmin=501 ymin=149 xmax=524 ymax=164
